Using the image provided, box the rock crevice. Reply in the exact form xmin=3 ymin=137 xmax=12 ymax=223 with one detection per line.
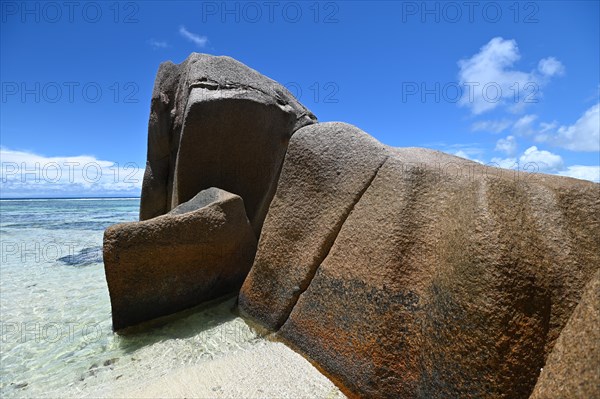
xmin=238 ymin=122 xmax=391 ymax=330
xmin=282 ymin=155 xmax=390 ymax=329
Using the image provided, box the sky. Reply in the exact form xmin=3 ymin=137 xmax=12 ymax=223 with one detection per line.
xmin=1 ymin=0 xmax=599 ymax=197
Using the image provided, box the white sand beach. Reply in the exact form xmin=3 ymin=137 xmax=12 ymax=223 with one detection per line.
xmin=23 ymin=295 xmax=347 ymax=399
xmin=94 ymin=341 xmax=346 ymax=399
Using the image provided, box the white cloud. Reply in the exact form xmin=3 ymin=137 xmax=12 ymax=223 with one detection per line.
xmin=512 ymin=114 xmax=538 ymax=135
xmin=536 ymin=103 xmax=599 ymax=152
xmin=518 ymin=146 xmax=564 ymax=172
xmin=470 ymin=119 xmax=511 ymax=133
xmin=539 ymin=121 xmax=559 ymax=134
xmin=179 ymin=26 xmax=208 ymax=48
xmin=148 ymin=39 xmax=169 ymax=49
xmin=489 ymin=156 xmax=518 ymax=170
xmin=473 ymin=104 xmax=598 ymax=153
xmin=458 ymin=37 xmax=564 ymax=115
xmin=538 ymin=57 xmax=565 ymax=77
xmin=557 ymin=166 xmax=600 ymax=183
xmin=453 ymin=150 xmax=471 ymax=159
xmin=495 ymin=135 xmax=517 ymax=156
xmin=454 ymin=142 xmax=597 ymax=183
xmin=0 ymin=148 xmax=143 ymax=198
xmin=452 ymin=150 xmax=484 ymax=164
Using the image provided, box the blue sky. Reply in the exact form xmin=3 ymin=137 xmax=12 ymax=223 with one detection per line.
xmin=1 ymin=1 xmax=598 ymax=197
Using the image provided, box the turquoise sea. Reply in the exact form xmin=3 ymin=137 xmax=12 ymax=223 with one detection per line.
xmin=0 ymin=198 xmax=263 ymax=398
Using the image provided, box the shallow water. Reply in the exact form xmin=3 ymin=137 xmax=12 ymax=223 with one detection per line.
xmin=0 ymin=199 xmax=265 ymax=398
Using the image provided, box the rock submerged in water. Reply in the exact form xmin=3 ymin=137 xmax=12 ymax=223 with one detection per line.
xmin=104 ymin=187 xmax=256 ymax=331
xmin=58 ymin=246 xmax=103 ymax=266
xmin=104 ymin=53 xmax=600 ymax=398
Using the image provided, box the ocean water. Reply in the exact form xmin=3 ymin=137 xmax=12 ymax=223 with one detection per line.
xmin=0 ymin=198 xmax=265 ymax=398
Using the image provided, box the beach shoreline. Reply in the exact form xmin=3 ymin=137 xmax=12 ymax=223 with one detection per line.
xmin=84 ymin=340 xmax=346 ymax=399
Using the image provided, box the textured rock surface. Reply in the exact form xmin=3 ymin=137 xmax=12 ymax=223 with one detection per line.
xmin=168 ymin=186 xmax=230 ymax=216
xmin=239 ymin=122 xmax=389 ymax=329
xmin=140 ymin=53 xmax=316 ymax=235
xmin=104 ymin=188 xmax=256 ymax=331
xmin=529 ymin=270 xmax=600 ymax=399
xmin=239 ymin=122 xmax=600 ymax=398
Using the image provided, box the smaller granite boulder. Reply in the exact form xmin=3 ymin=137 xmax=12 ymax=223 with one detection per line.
xmin=103 ymin=188 xmax=257 ymax=331
xmin=529 ymin=270 xmax=600 ymax=399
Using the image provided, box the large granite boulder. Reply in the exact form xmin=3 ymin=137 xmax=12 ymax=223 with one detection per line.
xmin=140 ymin=53 xmax=316 ymax=236
xmin=108 ymin=53 xmax=598 ymax=397
xmin=239 ymin=122 xmax=600 ymax=398
xmin=104 ymin=188 xmax=256 ymax=331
